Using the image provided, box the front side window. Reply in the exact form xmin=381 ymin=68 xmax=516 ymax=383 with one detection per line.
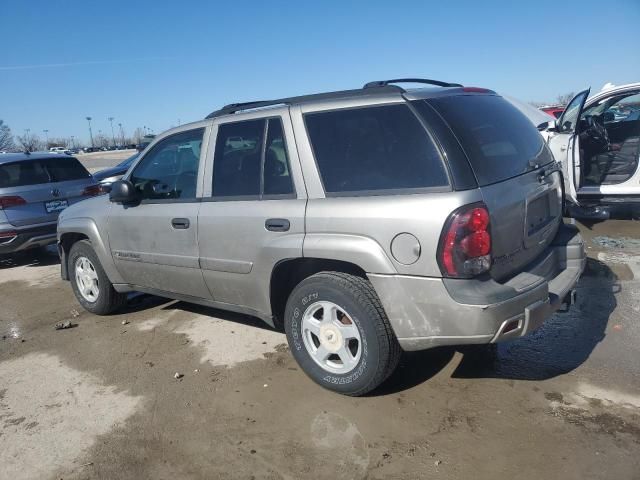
xmin=558 ymin=90 xmax=589 ymax=133
xmin=130 ymin=128 xmax=204 ymax=200
xmin=304 ymin=104 xmax=448 ymax=194
xmin=212 ymin=117 xmax=294 ymax=198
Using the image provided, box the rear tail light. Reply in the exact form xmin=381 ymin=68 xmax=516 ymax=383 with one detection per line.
xmin=82 ymin=184 xmax=104 ymax=196
xmin=0 ymin=196 xmax=26 ymax=209
xmin=438 ymin=203 xmax=492 ymax=278
xmin=0 ymin=231 xmax=17 ymax=244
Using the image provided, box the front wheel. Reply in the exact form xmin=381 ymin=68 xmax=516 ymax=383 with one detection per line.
xmin=284 ymin=272 xmax=401 ymax=396
xmin=68 ymin=240 xmax=127 ymax=315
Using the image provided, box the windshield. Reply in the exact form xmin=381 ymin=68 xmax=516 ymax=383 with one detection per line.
xmin=117 ymin=154 xmax=139 ymax=168
xmin=418 ymin=95 xmax=553 ymax=186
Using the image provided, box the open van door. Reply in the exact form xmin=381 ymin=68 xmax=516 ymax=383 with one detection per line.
xmin=548 ymin=88 xmax=590 ymax=204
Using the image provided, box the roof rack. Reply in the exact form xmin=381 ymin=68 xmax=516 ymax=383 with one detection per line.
xmin=205 ymin=78 xmax=462 ymax=119
xmin=363 ymin=78 xmax=463 ymax=89
xmin=205 ymin=85 xmax=402 ymax=119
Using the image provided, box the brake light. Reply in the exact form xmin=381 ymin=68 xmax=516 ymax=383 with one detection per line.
xmin=462 ymin=87 xmax=493 ymax=93
xmin=0 ymin=231 xmax=17 ymax=240
xmin=438 ymin=203 xmax=492 ymax=277
xmin=0 ymin=196 xmax=26 ymax=209
xmin=82 ymin=184 xmax=104 ymax=196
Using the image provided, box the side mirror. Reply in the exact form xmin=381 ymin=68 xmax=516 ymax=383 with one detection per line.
xmin=537 ymin=121 xmax=550 ymax=131
xmin=109 ymin=180 xmax=137 ymax=203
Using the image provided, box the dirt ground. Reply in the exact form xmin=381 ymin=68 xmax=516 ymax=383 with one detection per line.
xmin=1 ymin=219 xmax=639 ymax=480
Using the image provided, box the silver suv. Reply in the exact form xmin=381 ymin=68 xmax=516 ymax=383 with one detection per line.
xmin=57 ymin=79 xmax=586 ymax=395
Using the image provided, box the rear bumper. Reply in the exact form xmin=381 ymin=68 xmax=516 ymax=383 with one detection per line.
xmin=0 ymin=222 xmax=58 ymax=254
xmin=368 ymin=223 xmax=586 ymax=351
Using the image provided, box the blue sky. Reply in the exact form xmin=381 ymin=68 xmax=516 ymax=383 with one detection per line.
xmin=1 ymin=0 xmax=639 ymax=145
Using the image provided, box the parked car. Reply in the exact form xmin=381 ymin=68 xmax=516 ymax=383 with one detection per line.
xmin=540 ymin=105 xmax=565 ymax=119
xmin=0 ymin=152 xmax=101 ymax=255
xmin=57 ymin=78 xmax=585 ymax=395
xmin=542 ymin=82 xmax=640 ymax=218
xmin=49 ymin=146 xmax=71 ymax=155
xmin=92 ymin=153 xmax=139 ymax=188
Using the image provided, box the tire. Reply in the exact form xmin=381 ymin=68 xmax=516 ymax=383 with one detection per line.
xmin=68 ymin=240 xmax=127 ymax=315
xmin=284 ymin=272 xmax=401 ymax=396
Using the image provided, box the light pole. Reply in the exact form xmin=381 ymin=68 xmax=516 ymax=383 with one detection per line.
xmin=70 ymin=136 xmax=75 ymax=148
xmin=86 ymin=117 xmax=94 ymax=148
xmin=108 ymin=117 xmax=116 ymax=147
xmin=118 ymin=123 xmax=124 ymax=146
xmin=43 ymin=129 xmax=49 ymax=147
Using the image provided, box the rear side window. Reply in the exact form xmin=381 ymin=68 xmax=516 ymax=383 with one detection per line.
xmin=0 ymin=161 xmax=49 ymax=187
xmin=211 ymin=117 xmax=294 ymax=198
xmin=304 ymin=104 xmax=449 ymax=194
xmin=423 ymin=95 xmax=553 ymax=186
xmin=43 ymin=157 xmax=91 ymax=182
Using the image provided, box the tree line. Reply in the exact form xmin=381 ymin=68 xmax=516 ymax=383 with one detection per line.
xmin=0 ymin=120 xmax=148 ymax=152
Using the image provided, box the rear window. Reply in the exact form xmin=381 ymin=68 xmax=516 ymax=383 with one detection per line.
xmin=422 ymin=95 xmax=553 ymax=185
xmin=0 ymin=157 xmax=90 ymax=188
xmin=43 ymin=157 xmax=91 ymax=182
xmin=304 ymin=104 xmax=449 ymax=194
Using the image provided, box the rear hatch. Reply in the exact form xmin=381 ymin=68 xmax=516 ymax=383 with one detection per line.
xmin=423 ymin=94 xmax=562 ymax=280
xmin=0 ymin=156 xmax=95 ymax=227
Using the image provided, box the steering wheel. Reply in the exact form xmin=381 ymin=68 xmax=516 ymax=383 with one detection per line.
xmin=581 ymin=115 xmax=610 ymax=151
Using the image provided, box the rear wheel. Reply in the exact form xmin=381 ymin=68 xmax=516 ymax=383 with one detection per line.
xmin=284 ymin=272 xmax=401 ymax=396
xmin=68 ymin=240 xmax=126 ymax=315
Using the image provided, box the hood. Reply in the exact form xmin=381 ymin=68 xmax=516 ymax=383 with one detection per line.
xmin=92 ymin=165 xmax=128 ymax=182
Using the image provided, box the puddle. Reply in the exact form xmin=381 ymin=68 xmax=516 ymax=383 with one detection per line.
xmin=310 ymin=412 xmax=369 ymax=475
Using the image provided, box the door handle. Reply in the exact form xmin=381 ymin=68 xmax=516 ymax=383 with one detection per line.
xmin=560 ymin=145 xmax=567 ymax=152
xmin=171 ymin=218 xmax=190 ymax=229
xmin=265 ymin=218 xmax=290 ymax=232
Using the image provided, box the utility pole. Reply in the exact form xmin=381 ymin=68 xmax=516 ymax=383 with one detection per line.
xmin=43 ymin=129 xmax=49 ymax=147
xmin=86 ymin=117 xmax=94 ymax=148
xmin=108 ymin=117 xmax=116 ymax=147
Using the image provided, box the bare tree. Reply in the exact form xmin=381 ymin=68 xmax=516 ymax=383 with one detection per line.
xmin=556 ymin=92 xmax=575 ymax=106
xmin=132 ymin=128 xmax=145 ymax=145
xmin=16 ymin=131 xmax=43 ymax=152
xmin=94 ymin=133 xmax=110 ymax=148
xmin=0 ymin=120 xmax=15 ymax=151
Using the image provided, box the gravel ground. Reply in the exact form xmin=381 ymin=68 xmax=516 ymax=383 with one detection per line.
xmin=0 ymin=216 xmax=638 ymax=479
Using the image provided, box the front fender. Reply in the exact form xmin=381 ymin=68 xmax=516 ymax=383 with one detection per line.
xmin=58 ymin=217 xmax=124 ymax=284
xmin=302 ymin=233 xmax=397 ymax=274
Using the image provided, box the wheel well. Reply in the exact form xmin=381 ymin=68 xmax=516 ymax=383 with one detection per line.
xmin=59 ymin=233 xmax=89 ymax=280
xmin=270 ymin=258 xmax=367 ymax=328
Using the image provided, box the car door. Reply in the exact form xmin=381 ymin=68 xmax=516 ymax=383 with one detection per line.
xmin=548 ymin=89 xmax=590 ymax=204
xmin=197 ymin=109 xmax=307 ymax=321
xmin=107 ymin=126 xmax=212 ymax=299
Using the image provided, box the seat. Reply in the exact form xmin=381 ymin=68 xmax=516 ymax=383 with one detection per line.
xmin=263 ymin=149 xmax=291 ymax=195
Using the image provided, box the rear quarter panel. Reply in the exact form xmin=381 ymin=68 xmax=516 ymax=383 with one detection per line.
xmin=304 ymin=190 xmax=482 ymax=276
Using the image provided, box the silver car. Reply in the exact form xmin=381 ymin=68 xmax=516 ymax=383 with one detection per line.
xmin=57 ymin=79 xmax=586 ymax=395
xmin=0 ymin=152 xmax=100 ymax=255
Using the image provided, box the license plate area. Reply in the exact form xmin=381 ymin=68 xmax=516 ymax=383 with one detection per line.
xmin=527 ymin=192 xmax=552 ymax=235
xmin=45 ymin=199 xmax=68 ymax=213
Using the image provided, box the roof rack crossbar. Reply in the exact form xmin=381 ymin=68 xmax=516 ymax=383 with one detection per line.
xmin=205 ymin=85 xmax=403 ymax=119
xmin=363 ymin=78 xmax=463 ymax=89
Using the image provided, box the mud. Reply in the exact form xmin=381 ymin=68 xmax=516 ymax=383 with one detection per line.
xmin=1 ymin=219 xmax=639 ymax=479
